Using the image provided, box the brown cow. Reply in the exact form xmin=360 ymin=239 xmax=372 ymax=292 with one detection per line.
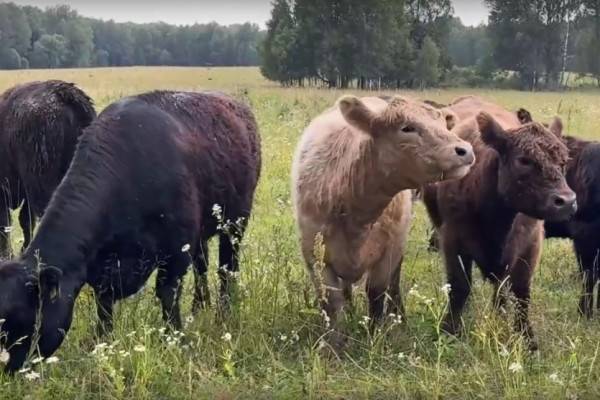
xmin=292 ymin=95 xmax=475 ymax=347
xmin=422 ymin=96 xmax=576 ymax=349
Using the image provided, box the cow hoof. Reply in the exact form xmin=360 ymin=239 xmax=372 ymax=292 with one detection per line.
xmin=526 ymin=336 xmax=539 ymax=352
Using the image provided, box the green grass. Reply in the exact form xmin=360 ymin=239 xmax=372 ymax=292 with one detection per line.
xmin=0 ymin=67 xmax=599 ymax=399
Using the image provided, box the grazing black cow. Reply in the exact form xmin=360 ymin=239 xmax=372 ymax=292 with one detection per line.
xmin=0 ymin=90 xmax=261 ymax=373
xmin=0 ymin=80 xmax=96 ymax=257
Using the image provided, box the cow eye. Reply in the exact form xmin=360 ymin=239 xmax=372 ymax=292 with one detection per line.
xmin=518 ymin=157 xmax=533 ymax=167
xmin=401 ymin=126 xmax=415 ymax=133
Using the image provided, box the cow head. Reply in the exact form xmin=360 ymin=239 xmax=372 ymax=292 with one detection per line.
xmin=0 ymin=260 xmax=76 ymax=373
xmin=338 ymin=95 xmax=475 ymax=189
xmin=477 ymin=112 xmax=576 ymax=221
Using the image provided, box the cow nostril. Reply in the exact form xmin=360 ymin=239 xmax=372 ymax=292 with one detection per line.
xmin=554 ymin=196 xmax=566 ymax=207
xmin=455 ymin=147 xmax=468 ymax=157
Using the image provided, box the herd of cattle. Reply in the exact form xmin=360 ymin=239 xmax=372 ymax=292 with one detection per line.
xmin=0 ymin=80 xmax=596 ymax=374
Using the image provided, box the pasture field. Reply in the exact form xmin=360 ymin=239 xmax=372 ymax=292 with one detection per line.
xmin=1 ymin=67 xmax=600 ymax=399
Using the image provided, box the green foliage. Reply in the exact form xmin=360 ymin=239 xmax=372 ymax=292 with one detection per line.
xmin=260 ymin=0 xmax=425 ymax=89
xmin=1 ymin=48 xmax=22 ymax=70
xmin=415 ymin=36 xmax=441 ymax=88
xmin=31 ymin=34 xmax=68 ymax=68
xmin=0 ymin=3 xmax=264 ymax=69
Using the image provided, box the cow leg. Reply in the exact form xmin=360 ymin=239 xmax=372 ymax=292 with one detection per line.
xmin=155 ymin=262 xmax=187 ymax=331
xmin=18 ymin=199 xmax=35 ymax=252
xmin=574 ymin=240 xmax=599 ymax=318
xmin=192 ymin=240 xmax=210 ymax=314
xmin=0 ymin=195 xmax=12 ymax=259
xmin=387 ymin=256 xmax=405 ymax=318
xmin=342 ymin=281 xmax=354 ymax=315
xmin=509 ymin=246 xmax=538 ymax=350
xmin=218 ymin=219 xmax=247 ymax=312
xmin=95 ymin=292 xmax=114 ymax=337
xmin=441 ymin=252 xmax=473 ymax=336
xmin=318 ymin=265 xmax=346 ymax=348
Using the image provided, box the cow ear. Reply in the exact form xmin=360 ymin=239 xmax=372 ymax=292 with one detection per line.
xmin=516 ymin=108 xmax=533 ymax=124
xmin=477 ymin=112 xmax=509 ymax=153
xmin=39 ymin=266 xmax=62 ymax=301
xmin=338 ymin=95 xmax=375 ymax=134
xmin=548 ymin=117 xmax=563 ymax=138
xmin=442 ymin=109 xmax=458 ymax=130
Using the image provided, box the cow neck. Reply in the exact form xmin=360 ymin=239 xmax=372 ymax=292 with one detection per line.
xmin=477 ymin=149 xmax=517 ymax=237
xmin=22 ymin=148 xmax=118 ymax=286
xmin=340 ymin=148 xmax=400 ymax=228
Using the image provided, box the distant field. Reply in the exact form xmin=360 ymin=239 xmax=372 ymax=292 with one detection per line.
xmin=1 ymin=66 xmax=600 ymax=399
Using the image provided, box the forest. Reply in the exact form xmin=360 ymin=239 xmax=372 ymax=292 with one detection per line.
xmin=261 ymin=0 xmax=600 ymax=90
xmin=0 ymin=2 xmax=264 ymax=69
xmin=2 ymin=1 xmax=600 ymax=91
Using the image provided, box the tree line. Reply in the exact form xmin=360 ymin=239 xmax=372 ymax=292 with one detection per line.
xmin=0 ymin=2 xmax=264 ymax=69
xmin=261 ymin=0 xmax=600 ymax=91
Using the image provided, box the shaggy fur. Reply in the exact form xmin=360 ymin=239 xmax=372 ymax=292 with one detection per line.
xmin=541 ymin=134 xmax=600 ymax=317
xmin=0 ymin=90 xmax=261 ymax=372
xmin=0 ymin=80 xmax=96 ymax=257
xmin=422 ymin=97 xmax=575 ymax=348
xmin=293 ymin=95 xmax=475 ymax=346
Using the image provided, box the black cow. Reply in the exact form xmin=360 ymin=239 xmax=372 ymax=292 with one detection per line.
xmin=0 ymin=90 xmax=261 ymax=373
xmin=0 ymin=80 xmax=96 ymax=257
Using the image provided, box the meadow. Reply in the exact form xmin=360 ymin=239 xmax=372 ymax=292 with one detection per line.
xmin=0 ymin=66 xmax=599 ymax=399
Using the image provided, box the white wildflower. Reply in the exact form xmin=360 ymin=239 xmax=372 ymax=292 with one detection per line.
xmin=23 ymin=371 xmax=40 ymax=381
xmin=181 ymin=243 xmax=191 ymax=253
xmin=441 ymin=283 xmax=452 ymax=295
xmin=279 ymin=334 xmax=288 ymax=342
xmin=212 ymin=204 xmax=223 ymax=217
xmin=186 ymin=316 xmax=194 ymax=324
xmin=548 ymin=373 xmax=563 ymax=384
xmin=397 ymin=352 xmax=406 ymax=360
xmin=0 ymin=349 xmax=9 ymax=364
xmin=18 ymin=367 xmax=31 ymax=374
xmin=424 ymin=298 xmax=434 ymax=306
xmin=221 ymin=332 xmax=232 ymax=342
xmin=389 ymin=313 xmax=403 ymax=325
xmin=508 ymin=362 xmax=523 ymax=373
xmin=45 ymin=356 xmax=59 ymax=364
xmin=291 ymin=331 xmax=300 ymax=343
xmin=133 ymin=344 xmax=146 ymax=353
xmin=31 ymin=356 xmax=44 ymax=365
xmin=126 ymin=331 xmax=137 ymax=338
xmin=119 ymin=351 xmax=130 ymax=357
xmin=359 ymin=315 xmax=371 ymax=327
xmin=320 ymin=309 xmax=331 ymax=328
xmin=3 ymin=226 xmax=11 ymax=233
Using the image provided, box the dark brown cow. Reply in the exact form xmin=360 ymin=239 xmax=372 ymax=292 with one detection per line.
xmin=0 ymin=80 xmax=96 ymax=257
xmin=422 ymin=96 xmax=576 ymax=349
xmin=0 ymin=90 xmax=261 ymax=373
xmin=518 ymin=109 xmax=600 ymax=318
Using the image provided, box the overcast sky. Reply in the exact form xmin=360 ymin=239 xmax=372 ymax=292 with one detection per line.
xmin=13 ymin=0 xmax=489 ymax=27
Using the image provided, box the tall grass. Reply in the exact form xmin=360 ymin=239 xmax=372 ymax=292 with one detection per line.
xmin=0 ymin=67 xmax=599 ymax=399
